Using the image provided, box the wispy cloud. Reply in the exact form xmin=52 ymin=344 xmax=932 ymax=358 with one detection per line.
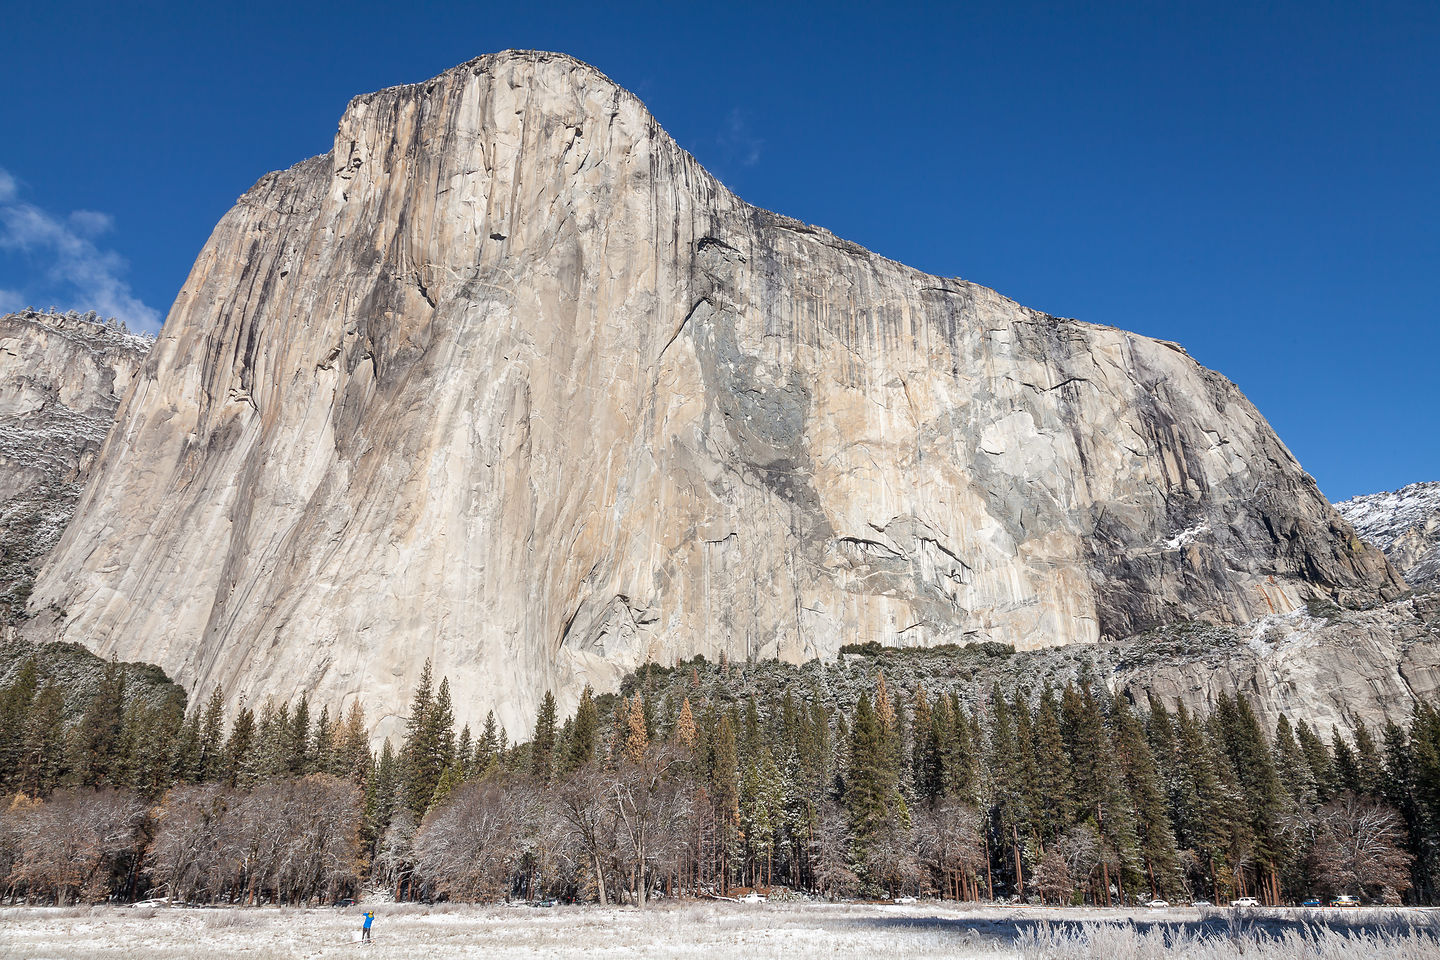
xmin=719 ymin=107 xmax=765 ymax=168
xmin=0 ymin=167 xmax=160 ymax=330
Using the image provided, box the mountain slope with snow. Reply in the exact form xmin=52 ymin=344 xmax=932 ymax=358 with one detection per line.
xmin=1335 ymin=482 xmax=1440 ymax=590
xmin=0 ymin=309 xmax=151 ymax=620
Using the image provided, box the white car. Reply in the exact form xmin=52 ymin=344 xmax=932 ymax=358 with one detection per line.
xmin=1145 ymin=899 xmax=1170 ymax=909
xmin=1192 ymin=900 xmax=1212 ymax=907
xmin=893 ymin=896 xmax=917 ymax=905
xmin=738 ymin=892 xmax=765 ymax=904
xmin=1230 ymin=897 xmax=1260 ymax=907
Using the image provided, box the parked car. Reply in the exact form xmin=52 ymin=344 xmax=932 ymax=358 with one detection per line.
xmin=1230 ymin=897 xmax=1260 ymax=907
xmin=1191 ymin=900 xmax=1212 ymax=907
xmin=1145 ymin=900 xmax=1170 ymax=909
xmin=1301 ymin=898 xmax=1321 ymax=907
xmin=893 ymin=896 xmax=917 ymax=905
xmin=1331 ymin=895 xmax=1360 ymax=907
xmin=738 ymin=892 xmax=765 ymax=904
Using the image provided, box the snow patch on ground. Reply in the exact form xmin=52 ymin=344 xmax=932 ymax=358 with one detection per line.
xmin=0 ymin=902 xmax=1435 ymax=960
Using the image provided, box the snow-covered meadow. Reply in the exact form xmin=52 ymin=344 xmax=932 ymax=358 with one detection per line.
xmin=1 ymin=902 xmax=1437 ymax=960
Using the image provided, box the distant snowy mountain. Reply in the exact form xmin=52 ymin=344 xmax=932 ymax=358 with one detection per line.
xmin=1335 ymin=482 xmax=1440 ymax=589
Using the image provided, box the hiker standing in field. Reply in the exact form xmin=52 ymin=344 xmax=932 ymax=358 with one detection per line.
xmin=361 ymin=910 xmax=375 ymax=943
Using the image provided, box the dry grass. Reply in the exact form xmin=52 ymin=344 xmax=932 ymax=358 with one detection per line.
xmin=0 ymin=901 xmax=1435 ymax=960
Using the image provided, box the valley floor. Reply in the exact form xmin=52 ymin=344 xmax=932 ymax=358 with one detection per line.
xmin=1 ymin=901 xmax=1438 ymax=960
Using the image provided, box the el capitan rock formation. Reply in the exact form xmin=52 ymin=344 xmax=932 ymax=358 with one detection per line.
xmin=26 ymin=51 xmax=1403 ymax=734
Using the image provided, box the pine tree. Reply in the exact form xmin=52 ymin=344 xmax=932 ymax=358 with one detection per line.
xmin=1189 ymin=704 xmax=1251 ymax=900
xmin=17 ymin=681 xmax=65 ymax=795
xmin=874 ymin=673 xmax=903 ymax=789
xmin=623 ymin=694 xmax=650 ymax=765
xmin=454 ymin=724 xmax=473 ymax=781
xmin=402 ymin=672 xmax=454 ymax=818
xmin=367 ymin=739 xmax=400 ymax=839
xmin=198 ymin=686 xmax=226 ymax=782
xmin=224 ymin=703 xmax=257 ymax=787
xmin=1217 ymin=694 xmax=1287 ymax=900
xmin=1060 ymin=683 xmax=1102 ymax=821
xmin=288 ymin=693 xmax=312 ymax=775
xmin=1114 ymin=698 xmax=1181 ymax=899
xmin=532 ymin=691 xmax=558 ymax=783
xmin=255 ymin=700 xmax=291 ymax=779
xmin=0 ymin=657 xmax=39 ymax=791
xmin=611 ymin=696 xmax=631 ymax=764
xmin=173 ymin=706 xmax=203 ymax=784
xmin=1352 ymin=721 xmax=1384 ymax=798
xmin=1272 ymin=715 xmax=1317 ymax=808
xmin=936 ymin=696 xmax=975 ymax=802
xmin=846 ymin=691 xmax=908 ymax=866
xmin=1009 ymin=689 xmax=1041 ymax=849
xmin=712 ymin=712 xmax=741 ymax=892
xmin=911 ymin=685 xmax=940 ymax=805
xmin=1172 ymin=702 xmax=1243 ymax=900
xmin=311 ymin=704 xmax=334 ymax=776
xmin=69 ymin=661 xmax=126 ymax=787
xmin=1297 ymin=720 xmax=1336 ymax=802
xmin=1404 ymin=703 xmax=1440 ymax=899
xmin=675 ymin=697 xmax=698 ymax=753
xmin=474 ymin=710 xmax=500 ymax=776
xmin=1031 ymin=689 xmax=1073 ymax=845
xmin=741 ymin=747 xmax=785 ymax=886
xmin=335 ymin=702 xmax=371 ymax=785
xmin=126 ymin=696 xmax=178 ymax=796
xmin=1332 ymin=728 xmax=1360 ymax=796
xmin=642 ymin=688 xmax=658 ymax=742
xmin=430 ymin=763 xmax=462 ymax=809
xmin=567 ymin=688 xmax=598 ymax=771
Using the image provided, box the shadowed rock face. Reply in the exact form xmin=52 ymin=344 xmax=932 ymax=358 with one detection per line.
xmin=27 ymin=51 xmax=1402 ymax=735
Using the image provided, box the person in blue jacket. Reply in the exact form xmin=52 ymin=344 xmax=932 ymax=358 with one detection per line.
xmin=361 ymin=910 xmax=375 ymax=943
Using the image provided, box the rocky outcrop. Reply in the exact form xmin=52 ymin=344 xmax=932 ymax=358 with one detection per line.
xmin=604 ymin=594 xmax=1440 ymax=741
xmin=1336 ymin=482 xmax=1440 ymax=590
xmin=0 ymin=310 xmax=150 ymax=620
xmin=27 ymin=51 xmax=1401 ymax=735
xmin=1110 ymin=593 xmax=1440 ymax=735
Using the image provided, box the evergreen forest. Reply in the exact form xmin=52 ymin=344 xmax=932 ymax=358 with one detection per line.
xmin=1 ymin=648 xmax=1438 ymax=909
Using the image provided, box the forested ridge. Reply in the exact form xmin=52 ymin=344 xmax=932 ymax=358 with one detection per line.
xmin=1 ymin=647 xmax=1438 ymax=909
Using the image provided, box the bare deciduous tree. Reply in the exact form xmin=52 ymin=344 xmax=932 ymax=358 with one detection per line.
xmin=2 ymin=789 xmax=145 ymax=904
xmin=1305 ymin=794 xmax=1412 ymax=901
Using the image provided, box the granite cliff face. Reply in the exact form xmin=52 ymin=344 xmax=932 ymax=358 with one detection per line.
xmin=1336 ymin=482 xmax=1440 ymax=590
xmin=0 ymin=310 xmax=150 ymax=620
xmin=27 ymin=51 xmax=1402 ymax=734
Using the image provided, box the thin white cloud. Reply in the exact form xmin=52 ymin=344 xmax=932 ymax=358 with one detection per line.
xmin=0 ymin=167 xmax=160 ymax=330
xmin=68 ymin=209 xmax=114 ymax=238
xmin=720 ymin=108 xmax=765 ymax=168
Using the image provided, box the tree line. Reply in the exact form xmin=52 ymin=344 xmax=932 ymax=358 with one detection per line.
xmin=1 ymin=653 xmax=1438 ymax=907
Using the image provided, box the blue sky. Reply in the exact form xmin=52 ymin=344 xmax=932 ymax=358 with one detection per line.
xmin=1 ymin=1 xmax=1435 ymax=500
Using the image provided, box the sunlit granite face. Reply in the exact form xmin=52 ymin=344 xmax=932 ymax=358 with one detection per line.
xmin=27 ymin=51 xmax=1402 ymax=738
